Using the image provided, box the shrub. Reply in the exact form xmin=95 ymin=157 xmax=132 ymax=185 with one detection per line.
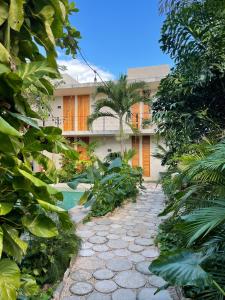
xmin=68 ymin=153 xmax=143 ymax=217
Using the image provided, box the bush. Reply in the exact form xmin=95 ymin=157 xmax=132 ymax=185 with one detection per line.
xmin=19 ymin=218 xmax=80 ymax=299
xmin=68 ymin=153 xmax=143 ymax=218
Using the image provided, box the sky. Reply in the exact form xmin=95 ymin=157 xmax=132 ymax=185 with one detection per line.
xmin=58 ymin=0 xmax=172 ymax=82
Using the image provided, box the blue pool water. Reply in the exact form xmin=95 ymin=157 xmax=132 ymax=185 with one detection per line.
xmin=58 ymin=191 xmax=83 ymax=210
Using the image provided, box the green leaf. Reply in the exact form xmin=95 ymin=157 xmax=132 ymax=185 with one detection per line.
xmin=0 ymin=43 xmax=10 ymax=64
xmin=150 ymin=251 xmax=211 ymax=287
xmin=17 ymin=169 xmax=59 ymax=195
xmin=108 ymin=157 xmax=122 ymax=170
xmin=100 ymin=173 xmax=119 ymax=184
xmin=0 ymin=116 xmax=21 ymax=137
xmin=79 ymin=191 xmax=90 ymax=205
xmin=8 ymin=0 xmax=24 ymax=31
xmin=0 ymin=227 xmax=3 ymax=258
xmin=0 ymin=259 xmax=20 ymax=300
xmin=0 ymin=203 xmax=13 ymax=215
xmin=3 ymin=225 xmax=28 ymax=262
xmin=22 ymin=214 xmax=58 ymax=238
xmin=37 ymin=199 xmax=65 ymax=213
xmin=9 ymin=112 xmax=40 ymax=130
xmin=0 ymin=1 xmax=8 ymax=26
xmin=0 ymin=63 xmax=10 ymax=75
xmin=20 ymin=274 xmax=39 ymax=297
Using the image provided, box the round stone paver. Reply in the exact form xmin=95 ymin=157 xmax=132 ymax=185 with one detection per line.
xmin=149 ymin=275 xmax=167 ymax=287
xmin=98 ymin=251 xmax=115 ymax=260
xmin=87 ymin=292 xmax=111 ymax=300
xmin=71 ymin=270 xmax=92 ymax=281
xmin=112 ymin=288 xmax=136 ymax=300
xmin=115 ymin=270 xmax=146 ymax=289
xmin=107 ymin=239 xmax=128 ymax=249
xmin=141 ymin=248 xmax=159 ymax=258
xmin=79 ymin=249 xmax=95 ymax=257
xmin=126 ymin=230 xmax=140 ymax=237
xmin=96 ymin=231 xmax=108 ymax=237
xmin=114 ymin=249 xmax=131 ymax=257
xmin=63 ymin=296 xmax=85 ymax=300
xmin=137 ymin=288 xmax=172 ymax=300
xmin=106 ymin=258 xmax=132 ymax=272
xmin=128 ymin=254 xmax=145 ymax=263
xmin=122 ymin=236 xmax=134 ymax=242
xmin=96 ymin=219 xmax=112 ymax=225
xmin=93 ymin=268 xmax=114 ymax=280
xmin=128 ymin=244 xmax=144 ymax=253
xmin=81 ymin=242 xmax=93 ymax=249
xmin=70 ymin=282 xmax=94 ymax=296
xmin=77 ymin=231 xmax=95 ymax=238
xmin=88 ymin=236 xmax=107 ymax=244
xmin=75 ymin=257 xmax=105 ymax=270
xmin=135 ymin=261 xmax=152 ymax=275
xmin=107 ymin=234 xmax=120 ymax=240
xmin=95 ymin=280 xmax=118 ymax=293
xmin=93 ymin=225 xmax=109 ymax=231
xmin=135 ymin=238 xmax=154 ymax=246
xmin=92 ymin=244 xmax=109 ymax=252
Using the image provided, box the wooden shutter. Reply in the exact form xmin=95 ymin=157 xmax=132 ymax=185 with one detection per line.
xmin=78 ymin=95 xmax=90 ymax=131
xmin=143 ymin=103 xmax=150 ymax=127
xmin=142 ymin=136 xmax=150 ymax=177
xmin=131 ymin=103 xmax=140 ymax=129
xmin=132 ymin=136 xmax=140 ymax=167
xmin=63 ymin=96 xmax=75 ymax=131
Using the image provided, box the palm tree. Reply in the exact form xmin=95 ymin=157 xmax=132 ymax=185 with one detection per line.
xmin=88 ymin=75 xmax=148 ymax=154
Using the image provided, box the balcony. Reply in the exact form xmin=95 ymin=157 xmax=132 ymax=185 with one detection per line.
xmin=42 ymin=114 xmax=156 ymax=136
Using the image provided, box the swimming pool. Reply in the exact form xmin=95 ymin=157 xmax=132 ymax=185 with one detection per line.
xmin=57 ymin=191 xmax=84 ymax=210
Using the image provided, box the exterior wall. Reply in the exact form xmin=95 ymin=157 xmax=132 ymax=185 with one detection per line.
xmin=90 ymin=136 xmax=132 ymax=161
xmin=41 ymin=65 xmax=169 ymax=180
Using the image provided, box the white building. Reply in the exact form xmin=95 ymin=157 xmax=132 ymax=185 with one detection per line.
xmin=44 ymin=65 xmax=169 ymax=181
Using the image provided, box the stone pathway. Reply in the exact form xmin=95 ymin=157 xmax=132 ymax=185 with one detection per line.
xmin=57 ymin=183 xmax=175 ymax=300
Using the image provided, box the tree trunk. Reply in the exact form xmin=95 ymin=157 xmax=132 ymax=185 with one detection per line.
xmin=119 ymin=116 xmax=124 ymax=155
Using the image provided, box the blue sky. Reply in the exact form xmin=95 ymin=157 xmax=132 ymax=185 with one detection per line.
xmin=58 ymin=0 xmax=172 ymax=82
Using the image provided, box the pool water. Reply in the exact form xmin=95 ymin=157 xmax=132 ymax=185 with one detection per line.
xmin=58 ymin=191 xmax=83 ymax=210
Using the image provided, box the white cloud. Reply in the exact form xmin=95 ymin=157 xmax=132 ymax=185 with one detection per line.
xmin=57 ymin=59 xmax=115 ymax=83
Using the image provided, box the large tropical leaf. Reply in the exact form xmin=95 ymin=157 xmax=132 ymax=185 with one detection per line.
xmin=9 ymin=112 xmax=40 ymax=130
xmin=0 ymin=117 xmax=21 ymax=137
xmin=0 ymin=227 xmax=3 ymax=258
xmin=22 ymin=214 xmax=58 ymax=238
xmin=180 ymin=201 xmax=225 ymax=245
xmin=2 ymin=225 xmax=28 ymax=262
xmin=17 ymin=169 xmax=59 ymax=195
xmin=0 ymin=259 xmax=20 ymax=300
xmin=0 ymin=1 xmax=8 ymax=26
xmin=8 ymin=0 xmax=24 ymax=31
xmin=37 ymin=199 xmax=65 ymax=213
xmin=150 ymin=251 xmax=211 ymax=287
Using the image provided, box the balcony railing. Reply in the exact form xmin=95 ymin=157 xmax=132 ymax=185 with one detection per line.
xmin=42 ymin=113 xmax=153 ymax=133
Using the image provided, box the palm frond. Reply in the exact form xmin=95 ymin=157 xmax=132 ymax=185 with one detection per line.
xmin=87 ymin=112 xmax=117 ymax=128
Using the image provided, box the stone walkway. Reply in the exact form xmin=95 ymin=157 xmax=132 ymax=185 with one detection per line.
xmin=57 ymin=183 xmax=174 ymax=300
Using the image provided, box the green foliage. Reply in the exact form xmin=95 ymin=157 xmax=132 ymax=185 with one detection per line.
xmin=153 ymin=0 xmax=225 ymax=163
xmin=0 ymin=0 xmax=80 ymax=299
xmin=69 ymin=154 xmax=143 ymax=217
xmin=21 ymin=220 xmax=80 ymax=287
xmin=151 ymin=1 xmax=225 ymax=298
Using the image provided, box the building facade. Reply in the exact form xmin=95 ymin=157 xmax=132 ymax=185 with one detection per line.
xmin=44 ymin=65 xmax=169 ymax=181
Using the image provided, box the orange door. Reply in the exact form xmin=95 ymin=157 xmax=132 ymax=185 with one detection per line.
xmin=63 ymin=96 xmax=75 ymax=131
xmin=77 ymin=137 xmax=89 ymax=160
xmin=131 ymin=103 xmax=140 ymax=129
xmin=142 ymin=103 xmax=150 ymax=127
xmin=142 ymin=136 xmax=150 ymax=177
xmin=78 ymin=95 xmax=90 ymax=131
xmin=132 ymin=136 xmax=140 ymax=167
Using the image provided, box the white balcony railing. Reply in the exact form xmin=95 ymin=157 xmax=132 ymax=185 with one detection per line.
xmin=42 ymin=113 xmax=153 ymax=134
